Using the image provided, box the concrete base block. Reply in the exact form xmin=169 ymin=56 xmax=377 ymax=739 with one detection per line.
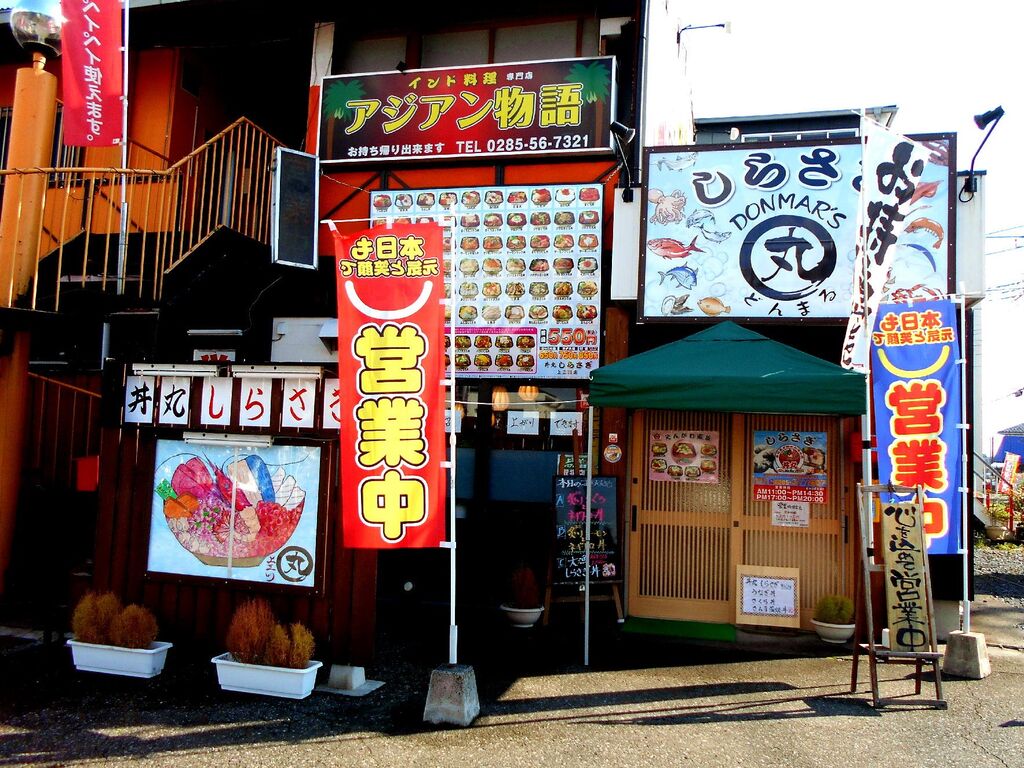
xmin=423 ymin=664 xmax=480 ymax=727
xmin=942 ymin=631 xmax=991 ymax=679
xmin=327 ymin=664 xmax=366 ymax=690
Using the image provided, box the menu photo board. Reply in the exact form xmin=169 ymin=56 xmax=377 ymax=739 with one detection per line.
xmin=370 ymin=183 xmax=602 ymax=380
xmin=752 ymin=430 xmax=828 ymax=504
xmin=648 ymin=429 xmax=720 ymax=483
xmin=552 ymin=475 xmax=618 ymax=585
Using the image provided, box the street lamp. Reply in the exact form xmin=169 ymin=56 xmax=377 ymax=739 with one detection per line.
xmin=10 ymin=1 xmax=63 ymax=61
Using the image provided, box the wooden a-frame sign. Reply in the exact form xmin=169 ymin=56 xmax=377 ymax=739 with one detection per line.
xmin=850 ymin=484 xmax=947 ymax=709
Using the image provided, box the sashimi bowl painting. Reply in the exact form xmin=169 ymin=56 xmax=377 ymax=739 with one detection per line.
xmin=147 ymin=440 xmax=321 ymax=585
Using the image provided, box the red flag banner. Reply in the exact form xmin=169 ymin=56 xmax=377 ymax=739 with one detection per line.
xmin=336 ymin=224 xmax=446 ymax=548
xmin=60 ymin=0 xmax=123 ymax=146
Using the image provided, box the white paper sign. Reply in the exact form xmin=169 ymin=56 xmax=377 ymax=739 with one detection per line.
xmin=740 ymin=576 xmax=797 ymax=618
xmin=239 ymin=378 xmax=273 ymax=428
xmin=507 ymin=410 xmax=540 ymax=435
xmin=549 ymin=411 xmax=584 ymax=437
xmin=771 ymin=500 xmax=810 ymax=528
xmin=199 ymin=378 xmax=233 ymax=426
xmin=322 ymin=378 xmax=341 ymax=430
xmin=157 ymin=376 xmax=191 ymax=425
xmin=281 ymin=378 xmax=317 ymax=429
xmin=124 ymin=375 xmax=156 ymax=423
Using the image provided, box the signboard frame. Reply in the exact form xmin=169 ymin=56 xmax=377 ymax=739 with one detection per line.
xmin=735 ymin=565 xmax=801 ymax=628
xmin=319 ymin=56 xmax=617 ymax=164
xmin=271 ymin=147 xmax=320 ymax=270
xmin=637 ymin=134 xmax=956 ymax=324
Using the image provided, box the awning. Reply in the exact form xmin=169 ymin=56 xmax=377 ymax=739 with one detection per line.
xmin=589 ymin=322 xmax=866 ymax=415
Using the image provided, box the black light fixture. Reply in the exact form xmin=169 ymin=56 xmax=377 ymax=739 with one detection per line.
xmin=609 ymin=120 xmax=637 ymax=202
xmin=960 ymin=105 xmax=1004 ymax=201
xmin=676 ymin=22 xmax=731 ymax=45
xmin=396 ymin=60 xmax=408 ymax=74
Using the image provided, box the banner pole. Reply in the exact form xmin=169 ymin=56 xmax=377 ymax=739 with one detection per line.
xmin=958 ymin=282 xmax=971 ymax=633
xmin=446 ymin=218 xmax=459 ymax=665
xmin=858 ymin=112 xmax=875 ymax=553
xmin=584 ymin=405 xmax=593 ymax=667
xmin=116 ymin=0 xmax=130 ymax=295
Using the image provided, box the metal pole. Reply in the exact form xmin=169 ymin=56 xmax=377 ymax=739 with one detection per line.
xmin=116 ymin=0 xmax=130 ymax=295
xmin=958 ymin=283 xmax=971 ymax=632
xmin=858 ymin=111 xmax=875 ymax=547
xmin=446 ymin=218 xmax=459 ymax=665
xmin=583 ymin=406 xmax=593 ymax=667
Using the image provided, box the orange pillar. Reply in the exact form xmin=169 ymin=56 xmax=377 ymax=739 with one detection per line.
xmin=0 ymin=53 xmax=58 ymax=595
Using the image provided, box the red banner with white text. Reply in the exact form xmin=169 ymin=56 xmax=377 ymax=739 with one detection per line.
xmin=336 ymin=224 xmax=446 ymax=548
xmin=60 ymin=0 xmax=123 ymax=146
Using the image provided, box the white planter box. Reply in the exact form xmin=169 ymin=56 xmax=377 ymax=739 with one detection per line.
xmin=212 ymin=653 xmax=322 ymax=699
xmin=67 ymin=640 xmax=172 ymax=678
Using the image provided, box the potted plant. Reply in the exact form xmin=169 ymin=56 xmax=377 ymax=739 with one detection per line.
xmin=811 ymin=594 xmax=855 ymax=644
xmin=212 ymin=598 xmax=322 ymax=699
xmin=67 ymin=592 xmax=172 ymax=678
xmin=499 ymin=564 xmax=544 ymax=628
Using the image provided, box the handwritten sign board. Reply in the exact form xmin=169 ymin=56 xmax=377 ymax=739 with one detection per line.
xmin=880 ymin=500 xmax=933 ymax=652
xmin=735 ymin=565 xmax=800 ymax=628
xmin=552 ymin=475 xmax=618 ymax=585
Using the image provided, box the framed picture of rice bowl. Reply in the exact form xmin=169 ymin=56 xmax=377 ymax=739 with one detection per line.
xmin=146 ymin=440 xmax=322 ymax=588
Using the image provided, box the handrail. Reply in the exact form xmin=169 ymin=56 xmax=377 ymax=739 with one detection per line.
xmin=0 ymin=116 xmax=287 ymax=309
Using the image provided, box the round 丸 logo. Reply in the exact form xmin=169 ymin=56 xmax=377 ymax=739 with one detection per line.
xmin=275 ymin=546 xmax=314 ymax=583
xmin=738 ymin=215 xmax=837 ymax=302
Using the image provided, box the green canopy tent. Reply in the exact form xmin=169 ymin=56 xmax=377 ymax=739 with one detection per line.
xmin=589 ymin=322 xmax=866 ymax=415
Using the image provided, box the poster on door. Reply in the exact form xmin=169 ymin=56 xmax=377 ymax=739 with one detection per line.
xmin=752 ymin=430 xmax=828 ymax=503
xmin=648 ymin=429 xmax=720 ymax=483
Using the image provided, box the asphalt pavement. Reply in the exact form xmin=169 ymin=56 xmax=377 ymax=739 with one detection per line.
xmin=1 ymin=604 xmax=1022 ymax=768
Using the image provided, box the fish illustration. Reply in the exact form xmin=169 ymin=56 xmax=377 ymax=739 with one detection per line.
xmin=905 ymin=217 xmax=944 ymax=249
xmin=658 ymin=264 xmax=698 ymax=289
xmin=655 ymin=152 xmax=698 ymax=172
xmin=909 ymin=180 xmax=940 ymax=206
xmin=698 ymin=296 xmax=731 ymax=316
xmin=701 ymin=228 xmax=731 ymax=243
xmin=661 ymin=294 xmax=693 ymax=315
xmin=647 ymin=236 xmax=704 ymax=260
xmin=686 ymin=208 xmax=732 ymax=243
xmin=903 ymin=242 xmax=938 ymax=271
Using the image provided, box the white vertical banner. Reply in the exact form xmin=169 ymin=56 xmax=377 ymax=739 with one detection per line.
xmin=841 ymin=121 xmax=932 ymax=372
xmin=321 ymin=377 xmax=341 ymax=430
xmin=281 ymin=378 xmax=317 ymax=429
xmin=200 ymin=378 xmax=234 ymax=426
xmin=239 ymin=378 xmax=273 ymax=428
xmin=156 ymin=376 xmax=192 ymax=425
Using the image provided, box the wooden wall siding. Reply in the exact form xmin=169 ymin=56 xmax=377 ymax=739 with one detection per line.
xmin=743 ymin=414 xmax=849 ymax=629
xmin=92 ymin=426 xmax=377 ymax=663
xmin=629 ymin=410 xmax=733 ymax=622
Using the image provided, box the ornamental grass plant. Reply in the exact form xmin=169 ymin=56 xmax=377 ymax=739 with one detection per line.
xmin=813 ymin=594 xmax=854 ymax=625
xmin=225 ymin=598 xmax=316 ymax=669
xmin=71 ymin=592 xmax=160 ymax=648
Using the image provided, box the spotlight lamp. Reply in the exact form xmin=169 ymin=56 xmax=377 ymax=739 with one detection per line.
xmin=609 ymin=120 xmax=637 ymax=202
xmin=961 ymin=105 xmax=1004 ymax=201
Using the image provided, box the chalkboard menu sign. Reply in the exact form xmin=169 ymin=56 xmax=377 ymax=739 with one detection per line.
xmin=271 ymin=148 xmax=319 ymax=270
xmin=552 ymin=475 xmax=619 ymax=585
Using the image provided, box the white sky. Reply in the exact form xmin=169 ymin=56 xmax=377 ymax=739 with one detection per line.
xmin=675 ymin=0 xmax=1024 ymax=452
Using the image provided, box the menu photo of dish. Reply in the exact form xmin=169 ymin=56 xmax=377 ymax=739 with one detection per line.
xmin=648 ymin=430 xmax=720 ymax=484
xmin=371 ymin=183 xmax=602 ymax=380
